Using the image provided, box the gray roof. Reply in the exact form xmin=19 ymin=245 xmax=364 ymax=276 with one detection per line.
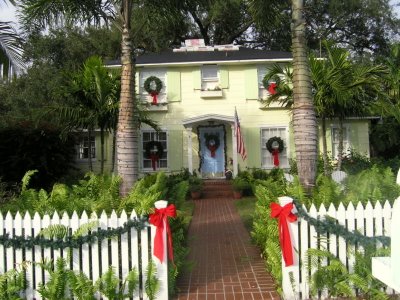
xmin=106 ymin=48 xmax=292 ymax=66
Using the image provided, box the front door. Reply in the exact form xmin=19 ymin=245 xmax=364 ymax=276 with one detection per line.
xmin=199 ymin=126 xmax=225 ymax=178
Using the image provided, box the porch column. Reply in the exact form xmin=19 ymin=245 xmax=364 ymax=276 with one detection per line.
xmin=231 ymin=124 xmax=238 ymax=176
xmin=186 ymin=127 xmax=193 ymax=174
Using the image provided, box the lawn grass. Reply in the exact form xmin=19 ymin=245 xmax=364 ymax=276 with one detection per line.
xmin=234 ymin=196 xmax=256 ymax=233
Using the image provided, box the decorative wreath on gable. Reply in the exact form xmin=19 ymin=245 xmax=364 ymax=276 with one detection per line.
xmin=144 ymin=76 xmax=163 ymax=105
xmin=205 ymin=133 xmax=220 ymax=158
xmin=262 ymin=77 xmax=277 ymax=95
xmin=266 ymin=136 xmax=284 ymax=153
xmin=266 ymin=136 xmax=284 ymax=167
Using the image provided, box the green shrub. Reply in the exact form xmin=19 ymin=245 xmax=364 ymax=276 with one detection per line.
xmin=0 ymin=124 xmax=76 ymax=190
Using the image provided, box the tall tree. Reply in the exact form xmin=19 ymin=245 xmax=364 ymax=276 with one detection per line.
xmin=20 ymin=0 xmax=176 ymax=195
xmin=291 ymin=0 xmax=317 ymax=191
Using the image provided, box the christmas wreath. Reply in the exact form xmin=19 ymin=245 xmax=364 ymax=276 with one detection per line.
xmin=205 ymin=134 xmax=220 ymax=158
xmin=145 ymin=140 xmax=164 ymax=170
xmin=262 ymin=77 xmax=277 ymax=95
xmin=144 ymin=76 xmax=163 ymax=105
xmin=266 ymin=136 xmax=284 ymax=167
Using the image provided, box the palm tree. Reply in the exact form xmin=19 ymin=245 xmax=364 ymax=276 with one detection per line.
xmin=20 ymin=0 xmax=172 ymax=195
xmin=291 ymin=0 xmax=317 ymax=192
xmin=0 ymin=1 xmax=24 ymax=78
xmin=264 ymin=42 xmax=386 ymax=174
xmin=379 ymin=43 xmax=400 ymax=124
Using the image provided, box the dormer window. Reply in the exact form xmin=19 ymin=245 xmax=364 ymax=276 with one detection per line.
xmin=201 ymin=65 xmax=219 ymax=90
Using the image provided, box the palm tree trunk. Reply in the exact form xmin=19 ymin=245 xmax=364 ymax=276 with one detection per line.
xmin=116 ymin=0 xmax=139 ymax=196
xmin=321 ymin=117 xmax=330 ymax=176
xmin=88 ymin=128 xmax=93 ymax=172
xmin=100 ymin=127 xmax=105 ymax=174
xmin=111 ymin=130 xmax=116 ymax=174
xmin=291 ymin=0 xmax=318 ymax=192
xmin=337 ymin=118 xmax=344 ymax=171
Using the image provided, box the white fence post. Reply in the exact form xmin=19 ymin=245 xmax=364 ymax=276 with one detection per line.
xmin=152 ymin=200 xmax=169 ymax=300
xmin=279 ymin=196 xmax=300 ymax=300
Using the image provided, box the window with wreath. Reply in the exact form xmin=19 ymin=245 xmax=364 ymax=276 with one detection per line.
xmin=77 ymin=135 xmax=96 ymax=159
xmin=139 ymin=69 xmax=167 ymax=104
xmin=201 ymin=65 xmax=220 ymax=90
xmin=258 ymin=65 xmax=278 ymax=100
xmin=331 ymin=125 xmax=350 ymax=159
xmin=142 ymin=130 xmax=168 ymax=170
xmin=261 ymin=127 xmax=289 ymax=168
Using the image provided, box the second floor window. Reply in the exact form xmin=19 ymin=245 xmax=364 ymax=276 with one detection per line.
xmin=201 ymin=65 xmax=219 ymax=90
xmin=140 ymin=69 xmax=167 ymax=103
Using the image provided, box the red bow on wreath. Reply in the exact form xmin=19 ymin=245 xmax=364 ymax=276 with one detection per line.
xmin=149 ymin=204 xmax=177 ymax=264
xmin=268 ymin=82 xmax=277 ymax=95
xmin=207 ymin=145 xmax=218 ymax=157
xmin=150 ymin=91 xmax=159 ymax=105
xmin=150 ymin=153 xmax=159 ymax=170
xmin=272 ymin=149 xmax=280 ymax=167
xmin=270 ymin=202 xmax=297 ymax=267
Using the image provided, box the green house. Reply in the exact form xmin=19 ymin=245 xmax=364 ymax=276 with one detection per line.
xmin=75 ymin=40 xmax=373 ymax=178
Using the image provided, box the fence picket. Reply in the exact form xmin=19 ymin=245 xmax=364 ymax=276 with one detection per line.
xmin=51 ymin=211 xmax=61 ymax=263
xmin=5 ymin=212 xmax=13 ymax=272
xmin=0 ymin=207 xmax=165 ymax=300
xmin=0 ymin=212 xmax=4 ymax=275
xmin=32 ymin=212 xmax=42 ymax=299
xmin=23 ymin=212 xmax=34 ymax=299
xmin=282 ymin=198 xmax=399 ymax=300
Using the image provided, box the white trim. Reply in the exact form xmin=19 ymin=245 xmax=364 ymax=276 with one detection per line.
xmin=106 ymin=58 xmax=292 ymax=68
xmin=182 ymin=114 xmax=234 ymax=126
xmin=186 ymin=127 xmax=193 ymax=174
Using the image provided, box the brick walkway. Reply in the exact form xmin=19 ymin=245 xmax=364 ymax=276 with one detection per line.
xmin=175 ymin=197 xmax=280 ymax=300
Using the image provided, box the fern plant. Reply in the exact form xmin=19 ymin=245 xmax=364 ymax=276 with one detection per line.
xmin=145 ymin=261 xmax=160 ymax=300
xmin=306 ymin=248 xmax=354 ymax=298
xmin=95 ymin=266 xmax=139 ymax=299
xmin=67 ymin=271 xmax=96 ymax=300
xmin=37 ymin=257 xmax=70 ymax=300
xmin=0 ymin=268 xmax=27 ymax=300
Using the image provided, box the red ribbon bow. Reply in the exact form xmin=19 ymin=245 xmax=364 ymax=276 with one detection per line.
xmin=149 ymin=204 xmax=177 ymax=264
xmin=207 ymin=145 xmax=218 ymax=157
xmin=149 ymin=153 xmax=159 ymax=171
xmin=150 ymin=91 xmax=159 ymax=105
xmin=270 ymin=202 xmax=297 ymax=266
xmin=272 ymin=149 xmax=280 ymax=167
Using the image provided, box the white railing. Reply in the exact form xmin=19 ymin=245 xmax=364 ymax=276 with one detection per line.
xmin=0 ymin=204 xmax=168 ymax=300
xmin=280 ymin=196 xmax=398 ymax=300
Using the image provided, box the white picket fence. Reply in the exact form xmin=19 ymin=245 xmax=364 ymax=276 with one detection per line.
xmin=0 ymin=205 xmax=168 ymax=300
xmin=281 ymin=197 xmax=399 ymax=300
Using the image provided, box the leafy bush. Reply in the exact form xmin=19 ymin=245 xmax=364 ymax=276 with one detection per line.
xmin=0 ymin=123 xmax=76 ymax=190
xmin=344 ymin=165 xmax=400 ymax=205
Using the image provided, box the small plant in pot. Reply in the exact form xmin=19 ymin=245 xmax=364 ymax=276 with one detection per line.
xmin=232 ymin=177 xmax=250 ymax=199
xmin=189 ymin=177 xmax=203 ymax=199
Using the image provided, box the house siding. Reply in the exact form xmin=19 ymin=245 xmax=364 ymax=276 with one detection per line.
xmin=77 ymin=61 xmax=372 ymax=176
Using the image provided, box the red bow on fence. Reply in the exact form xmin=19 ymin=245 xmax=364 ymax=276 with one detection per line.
xmin=270 ymin=202 xmax=297 ymax=266
xmin=149 ymin=204 xmax=177 ymax=264
xmin=150 ymin=91 xmax=159 ymax=105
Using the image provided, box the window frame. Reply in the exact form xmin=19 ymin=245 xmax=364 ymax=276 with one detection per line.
xmin=201 ymin=65 xmax=219 ymax=90
xmin=141 ymin=129 xmax=169 ymax=171
xmin=331 ymin=124 xmax=351 ymax=159
xmin=76 ymin=134 xmax=96 ymax=160
xmin=139 ymin=68 xmax=167 ymax=103
xmin=260 ymin=126 xmax=290 ymax=169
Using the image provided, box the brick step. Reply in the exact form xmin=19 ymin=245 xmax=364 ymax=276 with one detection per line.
xmin=202 ymin=190 xmax=233 ymax=199
xmin=202 ymin=184 xmax=233 ymax=191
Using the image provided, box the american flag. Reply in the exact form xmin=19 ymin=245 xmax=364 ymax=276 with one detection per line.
xmin=234 ymin=108 xmax=247 ymax=160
